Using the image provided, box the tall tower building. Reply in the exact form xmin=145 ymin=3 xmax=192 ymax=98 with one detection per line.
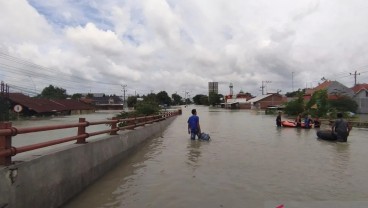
xmin=229 ymin=83 xmax=233 ymax=96
xmin=208 ymin=82 xmax=218 ymax=95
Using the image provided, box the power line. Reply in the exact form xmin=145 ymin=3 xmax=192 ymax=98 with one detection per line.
xmin=349 ymin=70 xmax=361 ymax=86
xmin=260 ymin=81 xmax=271 ymax=95
xmin=0 ymin=51 xmax=126 ymax=95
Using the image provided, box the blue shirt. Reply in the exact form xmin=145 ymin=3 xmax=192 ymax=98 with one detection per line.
xmin=188 ymin=115 xmax=199 ymax=132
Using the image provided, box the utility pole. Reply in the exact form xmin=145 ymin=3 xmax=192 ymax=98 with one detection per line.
xmin=260 ymin=81 xmax=271 ymax=95
xmin=121 ymin=85 xmax=127 ymax=110
xmin=349 ymin=70 xmax=360 ymax=86
xmin=291 ymin=71 xmax=294 ymax=92
xmin=184 ymin=91 xmax=189 ymax=106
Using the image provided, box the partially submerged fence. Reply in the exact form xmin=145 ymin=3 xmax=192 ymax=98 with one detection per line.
xmin=0 ymin=110 xmax=181 ymax=166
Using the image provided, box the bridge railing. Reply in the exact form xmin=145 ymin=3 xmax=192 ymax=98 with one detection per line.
xmin=0 ymin=110 xmax=181 ymax=166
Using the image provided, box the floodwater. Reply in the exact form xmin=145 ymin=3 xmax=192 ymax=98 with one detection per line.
xmin=59 ymin=106 xmax=368 ymax=208
xmin=11 ymin=110 xmax=122 ymax=159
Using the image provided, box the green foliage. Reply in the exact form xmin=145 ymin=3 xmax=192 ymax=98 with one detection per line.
xmin=143 ymin=93 xmax=158 ymax=103
xmin=127 ymin=96 xmax=138 ymax=108
xmin=193 ymin=94 xmax=209 ymax=105
xmin=284 ymin=88 xmax=358 ymax=118
xmin=200 ymin=95 xmax=209 ymax=105
xmin=171 ymin=93 xmax=183 ymax=105
xmin=156 ymin=91 xmax=172 ymax=106
xmin=135 ymin=100 xmax=160 ymax=116
xmin=328 ymin=96 xmax=358 ymax=113
xmin=305 ymin=90 xmax=328 ymax=117
xmin=39 ymin=85 xmax=68 ymax=99
xmin=208 ymin=92 xmax=222 ymax=106
xmin=71 ymin=93 xmax=82 ymax=100
xmin=284 ymin=92 xmax=304 ymax=116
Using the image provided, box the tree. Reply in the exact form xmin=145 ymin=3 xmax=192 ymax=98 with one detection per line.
xmin=143 ymin=93 xmax=157 ymax=103
xmin=305 ymin=90 xmax=328 ymax=117
xmin=127 ymin=96 xmax=138 ymax=108
xmin=284 ymin=92 xmax=304 ymax=116
xmin=193 ymin=94 xmax=205 ymax=105
xmin=329 ymin=96 xmax=358 ymax=113
xmin=200 ymin=95 xmax=209 ymax=105
xmin=208 ymin=92 xmax=222 ymax=106
xmin=71 ymin=93 xmax=82 ymax=100
xmin=156 ymin=91 xmax=172 ymax=106
xmin=39 ymin=85 xmax=68 ymax=99
xmin=135 ymin=100 xmax=160 ymax=115
xmin=193 ymin=94 xmax=209 ymax=105
xmin=171 ymin=93 xmax=183 ymax=105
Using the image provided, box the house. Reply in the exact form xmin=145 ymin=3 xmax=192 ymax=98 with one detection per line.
xmin=351 ymin=84 xmax=368 ymax=114
xmin=306 ymin=80 xmax=354 ymax=100
xmin=246 ymin=93 xmax=285 ymax=110
xmin=223 ymin=97 xmax=248 ymax=109
xmin=8 ymin=93 xmax=95 ymax=116
xmin=85 ymin=94 xmax=124 ymax=110
xmin=223 ymin=90 xmax=254 ymax=109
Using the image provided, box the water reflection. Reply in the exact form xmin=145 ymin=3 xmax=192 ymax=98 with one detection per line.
xmin=186 ymin=140 xmax=202 ymax=169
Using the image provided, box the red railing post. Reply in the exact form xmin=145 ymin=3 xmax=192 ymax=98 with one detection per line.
xmin=110 ymin=117 xmax=118 ymax=135
xmin=0 ymin=122 xmax=12 ymax=165
xmin=76 ymin=118 xmax=87 ymax=144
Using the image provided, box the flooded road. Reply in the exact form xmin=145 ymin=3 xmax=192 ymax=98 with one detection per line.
xmin=39 ymin=107 xmax=368 ymax=207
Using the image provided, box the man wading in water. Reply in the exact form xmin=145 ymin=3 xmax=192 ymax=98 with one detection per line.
xmin=332 ymin=112 xmax=351 ymax=142
xmin=187 ymin=109 xmax=201 ymax=140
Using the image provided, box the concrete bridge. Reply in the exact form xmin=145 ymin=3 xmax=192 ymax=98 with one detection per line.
xmin=0 ymin=110 xmax=181 ymax=208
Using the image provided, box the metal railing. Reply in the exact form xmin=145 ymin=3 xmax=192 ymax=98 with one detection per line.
xmin=0 ymin=110 xmax=181 ymax=166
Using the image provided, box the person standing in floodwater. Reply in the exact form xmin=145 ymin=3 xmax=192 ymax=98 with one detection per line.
xmin=276 ymin=112 xmax=282 ymax=127
xmin=187 ymin=109 xmax=201 ymax=140
xmin=295 ymin=114 xmax=302 ymax=128
xmin=332 ymin=112 xmax=351 ymax=142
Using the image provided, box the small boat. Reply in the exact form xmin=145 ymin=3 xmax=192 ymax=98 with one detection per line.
xmin=281 ymin=120 xmax=297 ymax=127
xmin=281 ymin=120 xmax=312 ymax=128
xmin=316 ymin=130 xmax=337 ymax=141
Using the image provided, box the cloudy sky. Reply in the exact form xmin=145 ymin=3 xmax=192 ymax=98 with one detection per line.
xmin=1 ymin=0 xmax=368 ymax=98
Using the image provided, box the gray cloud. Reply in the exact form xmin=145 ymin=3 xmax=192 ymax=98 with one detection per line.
xmin=1 ymin=0 xmax=368 ymax=98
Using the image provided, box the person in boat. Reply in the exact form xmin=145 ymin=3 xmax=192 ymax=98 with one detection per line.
xmin=295 ymin=114 xmax=302 ymax=127
xmin=313 ymin=117 xmax=321 ymax=128
xmin=303 ymin=114 xmax=313 ymax=129
xmin=187 ymin=109 xmax=201 ymax=140
xmin=276 ymin=111 xmax=282 ymax=127
xmin=331 ymin=112 xmax=351 ymax=142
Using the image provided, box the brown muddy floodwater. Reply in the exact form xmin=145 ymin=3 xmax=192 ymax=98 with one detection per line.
xmin=29 ymin=107 xmax=368 ymax=208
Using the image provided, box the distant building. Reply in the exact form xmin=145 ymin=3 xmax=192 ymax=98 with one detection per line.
xmin=223 ymin=93 xmax=285 ymax=109
xmin=246 ymin=93 xmax=285 ymax=110
xmin=304 ymin=80 xmax=354 ymax=101
xmin=351 ymin=84 xmax=368 ymax=114
xmin=8 ymin=93 xmax=95 ymax=116
xmin=80 ymin=93 xmax=124 ymax=110
xmin=208 ymin=82 xmax=218 ymax=95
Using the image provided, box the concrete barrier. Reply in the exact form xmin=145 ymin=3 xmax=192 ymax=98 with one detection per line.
xmin=0 ymin=117 xmax=176 ymax=208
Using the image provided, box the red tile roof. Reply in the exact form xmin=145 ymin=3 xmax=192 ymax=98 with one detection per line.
xmin=314 ymin=80 xmax=332 ymax=91
xmin=351 ymin=84 xmax=368 ymax=93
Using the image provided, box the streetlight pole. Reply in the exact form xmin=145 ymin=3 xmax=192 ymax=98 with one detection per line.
xmin=121 ymin=85 xmax=127 ymax=110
